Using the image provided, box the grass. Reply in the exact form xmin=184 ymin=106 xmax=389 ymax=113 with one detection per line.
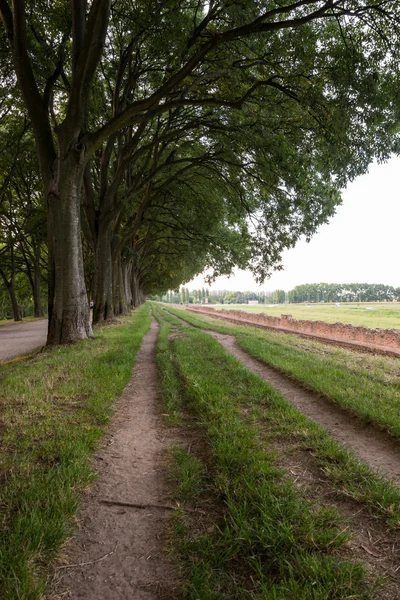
xmin=0 ymin=316 xmax=46 ymax=327
xmin=159 ymin=305 xmax=400 ymax=521
xmin=153 ymin=305 xmax=400 ymax=598
xmin=210 ymin=302 xmax=400 ymax=329
xmin=154 ymin=310 xmax=183 ymax=426
xmin=165 ymin=305 xmax=400 ymax=440
xmin=0 ymin=305 xmax=150 ymax=600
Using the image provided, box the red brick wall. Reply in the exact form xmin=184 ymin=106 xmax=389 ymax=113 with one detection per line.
xmin=187 ymin=306 xmax=400 ymax=349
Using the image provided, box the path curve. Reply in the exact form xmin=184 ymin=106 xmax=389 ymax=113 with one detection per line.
xmin=51 ymin=316 xmax=179 ymax=600
xmin=0 ymin=319 xmax=48 ymax=362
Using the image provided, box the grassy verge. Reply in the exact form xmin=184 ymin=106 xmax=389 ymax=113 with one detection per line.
xmin=0 ymin=316 xmax=46 ymax=327
xmin=157 ymin=305 xmax=400 ymax=523
xmin=0 ymin=305 xmax=150 ymax=600
xmin=154 ymin=310 xmax=393 ymax=598
xmin=164 ymin=306 xmax=400 ymax=440
xmin=152 ymin=304 xmax=183 ymax=425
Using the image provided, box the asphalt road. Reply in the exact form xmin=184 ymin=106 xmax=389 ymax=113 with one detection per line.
xmin=0 ymin=319 xmax=48 ymax=362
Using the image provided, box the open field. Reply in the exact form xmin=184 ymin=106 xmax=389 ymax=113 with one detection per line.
xmin=211 ymin=302 xmax=400 ymax=329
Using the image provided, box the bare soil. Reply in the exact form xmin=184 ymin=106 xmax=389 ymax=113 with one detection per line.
xmin=48 ymin=317 xmax=180 ymax=600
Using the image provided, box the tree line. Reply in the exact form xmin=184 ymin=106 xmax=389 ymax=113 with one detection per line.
xmin=288 ymin=283 xmax=400 ymax=304
xmin=1 ymin=2 xmax=400 ymax=342
xmin=152 ymin=283 xmax=400 ymax=306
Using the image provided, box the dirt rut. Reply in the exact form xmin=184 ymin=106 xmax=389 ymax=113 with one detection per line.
xmin=51 ymin=317 xmax=178 ymax=600
xmin=206 ymin=330 xmax=400 ymax=485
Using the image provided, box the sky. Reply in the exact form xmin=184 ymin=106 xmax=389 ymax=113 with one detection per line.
xmin=188 ymin=155 xmax=400 ymax=293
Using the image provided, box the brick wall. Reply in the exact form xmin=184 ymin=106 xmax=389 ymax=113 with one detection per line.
xmin=187 ymin=306 xmax=400 ymax=349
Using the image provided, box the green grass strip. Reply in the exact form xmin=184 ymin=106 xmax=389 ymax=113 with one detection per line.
xmin=152 ymin=304 xmax=183 ymax=425
xmin=160 ymin=305 xmax=400 ymax=526
xmin=159 ymin=317 xmax=375 ymax=598
xmin=165 ymin=306 xmax=400 ymax=439
xmin=0 ymin=305 xmax=150 ymax=600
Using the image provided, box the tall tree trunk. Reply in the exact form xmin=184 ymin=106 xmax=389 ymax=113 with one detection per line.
xmin=93 ymin=219 xmax=114 ymax=323
xmin=0 ymin=270 xmax=22 ymax=322
xmin=33 ymin=267 xmax=43 ymax=317
xmin=131 ymin=269 xmax=141 ymax=307
xmin=112 ymin=253 xmax=128 ymax=316
xmin=46 ymin=147 xmax=92 ymax=344
xmin=8 ymin=276 xmax=21 ymax=321
xmin=33 ymin=245 xmax=44 ymax=317
xmin=123 ymin=259 xmax=133 ymax=310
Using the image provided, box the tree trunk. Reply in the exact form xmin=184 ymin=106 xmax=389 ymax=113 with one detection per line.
xmin=0 ymin=269 xmax=22 ymax=321
xmin=131 ymin=270 xmax=141 ymax=307
xmin=33 ymin=245 xmax=44 ymax=318
xmin=112 ymin=253 xmax=128 ymax=316
xmin=123 ymin=259 xmax=133 ymax=310
xmin=8 ymin=276 xmax=22 ymax=322
xmin=46 ymin=146 xmax=92 ymax=345
xmin=93 ymin=219 xmax=114 ymax=323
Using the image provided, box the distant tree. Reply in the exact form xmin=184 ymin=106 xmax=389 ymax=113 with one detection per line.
xmin=274 ymin=290 xmax=286 ymax=304
xmin=288 ymin=283 xmax=399 ymax=303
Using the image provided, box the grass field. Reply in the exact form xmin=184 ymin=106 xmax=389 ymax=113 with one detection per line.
xmin=211 ymin=302 xmax=400 ymax=329
xmin=153 ymin=303 xmax=400 ymax=598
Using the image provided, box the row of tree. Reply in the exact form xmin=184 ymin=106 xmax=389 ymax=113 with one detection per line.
xmin=153 ymin=283 xmax=400 ymax=306
xmin=1 ymin=2 xmax=400 ymax=343
xmin=288 ymin=283 xmax=400 ymax=303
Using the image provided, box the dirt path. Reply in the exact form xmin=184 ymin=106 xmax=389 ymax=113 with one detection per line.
xmin=50 ymin=317 xmax=179 ymax=600
xmin=165 ymin=309 xmax=400 ymax=595
xmin=207 ymin=329 xmax=400 ymax=485
xmin=166 ymin=309 xmax=400 ymax=485
xmin=0 ymin=319 xmax=47 ymax=363
xmin=188 ymin=308 xmax=400 ymax=358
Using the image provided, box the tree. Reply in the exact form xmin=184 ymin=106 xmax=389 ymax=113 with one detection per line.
xmin=1 ymin=1 xmax=400 ymax=342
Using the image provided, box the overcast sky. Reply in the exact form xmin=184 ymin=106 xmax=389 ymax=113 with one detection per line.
xmin=188 ymin=155 xmax=400 ymax=293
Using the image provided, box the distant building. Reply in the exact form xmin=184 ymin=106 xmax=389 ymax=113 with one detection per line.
xmin=248 ymin=300 xmax=259 ymax=305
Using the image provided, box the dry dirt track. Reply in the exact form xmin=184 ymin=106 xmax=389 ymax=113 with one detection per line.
xmin=206 ymin=329 xmax=400 ymax=485
xmin=0 ymin=319 xmax=48 ymax=362
xmin=50 ymin=317 xmax=179 ymax=600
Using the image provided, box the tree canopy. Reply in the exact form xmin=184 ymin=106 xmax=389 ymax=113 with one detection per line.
xmin=1 ymin=1 xmax=400 ymax=339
